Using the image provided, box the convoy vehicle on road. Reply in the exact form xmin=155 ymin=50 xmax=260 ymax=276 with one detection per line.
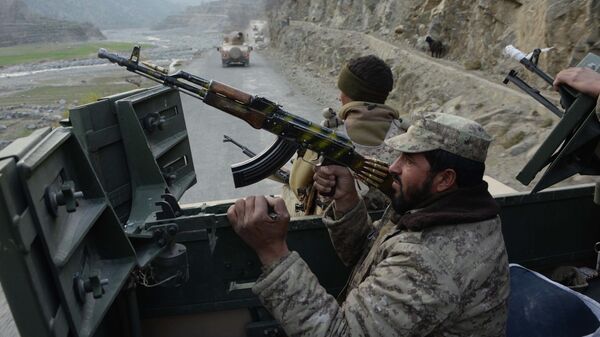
xmin=217 ymin=31 xmax=252 ymax=67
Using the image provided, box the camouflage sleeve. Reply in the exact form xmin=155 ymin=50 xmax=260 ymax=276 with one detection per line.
xmin=321 ymin=200 xmax=373 ymax=266
xmin=253 ymin=244 xmax=460 ymax=337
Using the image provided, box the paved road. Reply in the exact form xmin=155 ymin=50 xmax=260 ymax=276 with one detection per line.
xmin=179 ymin=48 xmax=323 ymax=203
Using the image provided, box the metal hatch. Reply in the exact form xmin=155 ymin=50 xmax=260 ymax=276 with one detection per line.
xmin=0 ymin=86 xmax=198 ymax=337
xmin=0 ymin=127 xmax=137 ymax=337
xmin=69 ymin=86 xmax=196 ymax=235
xmin=114 ymin=86 xmax=197 ymax=233
xmin=69 ymin=86 xmax=196 ymax=227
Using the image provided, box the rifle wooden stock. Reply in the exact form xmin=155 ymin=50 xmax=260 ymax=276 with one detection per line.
xmin=204 ymin=91 xmax=265 ymax=129
xmin=209 ymin=81 xmax=253 ymax=105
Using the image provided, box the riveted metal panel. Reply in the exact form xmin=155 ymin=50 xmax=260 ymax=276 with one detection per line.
xmin=10 ymin=128 xmax=136 ymax=337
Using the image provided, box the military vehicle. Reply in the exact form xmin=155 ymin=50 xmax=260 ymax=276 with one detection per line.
xmin=0 ymin=48 xmax=600 ymax=337
xmin=217 ymin=31 xmax=252 ymax=67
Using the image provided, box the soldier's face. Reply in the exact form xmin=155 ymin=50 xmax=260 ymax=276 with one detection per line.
xmin=389 ymin=153 xmax=435 ymax=213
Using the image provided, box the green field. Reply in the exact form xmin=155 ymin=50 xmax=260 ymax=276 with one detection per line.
xmin=0 ymin=76 xmax=156 ymax=141
xmin=0 ymin=76 xmax=154 ymax=108
xmin=0 ymin=41 xmax=151 ymax=67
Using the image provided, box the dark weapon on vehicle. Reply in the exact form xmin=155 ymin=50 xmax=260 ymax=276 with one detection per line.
xmin=223 ymin=134 xmax=290 ymax=184
xmin=503 ymin=46 xmax=600 ymax=193
xmin=98 ymin=46 xmax=393 ymax=197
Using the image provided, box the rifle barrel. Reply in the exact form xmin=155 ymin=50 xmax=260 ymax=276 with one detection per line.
xmin=98 ymin=48 xmax=209 ymax=100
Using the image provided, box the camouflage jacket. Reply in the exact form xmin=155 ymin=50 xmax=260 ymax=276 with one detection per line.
xmin=253 ymin=198 xmax=509 ymax=337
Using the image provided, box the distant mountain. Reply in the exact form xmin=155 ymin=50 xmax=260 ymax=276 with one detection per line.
xmin=20 ymin=0 xmax=205 ymax=28
xmin=0 ymin=0 xmax=105 ymax=47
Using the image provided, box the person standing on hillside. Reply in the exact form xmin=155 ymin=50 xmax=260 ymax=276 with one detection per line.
xmin=228 ymin=112 xmax=510 ymax=336
xmin=285 ymin=55 xmax=408 ymax=215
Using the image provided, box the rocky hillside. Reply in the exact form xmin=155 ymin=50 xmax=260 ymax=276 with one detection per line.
xmin=264 ymin=0 xmax=599 ymax=190
xmin=0 ymin=0 xmax=104 ymax=47
xmin=267 ymin=0 xmax=599 ymax=76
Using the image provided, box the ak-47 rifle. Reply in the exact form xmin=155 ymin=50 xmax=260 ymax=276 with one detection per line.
xmin=98 ymin=46 xmax=393 ymax=196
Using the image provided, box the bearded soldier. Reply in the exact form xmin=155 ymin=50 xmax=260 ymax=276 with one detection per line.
xmin=228 ymin=112 xmax=510 ymax=336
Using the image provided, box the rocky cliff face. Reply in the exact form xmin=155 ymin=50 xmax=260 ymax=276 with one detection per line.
xmin=264 ymin=0 xmax=599 ymax=189
xmin=267 ymin=0 xmax=599 ymax=75
xmin=0 ymin=0 xmax=105 ymax=47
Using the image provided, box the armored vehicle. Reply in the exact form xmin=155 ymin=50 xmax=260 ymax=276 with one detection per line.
xmin=217 ymin=31 xmax=252 ymax=67
xmin=1 ymin=52 xmax=600 ymax=337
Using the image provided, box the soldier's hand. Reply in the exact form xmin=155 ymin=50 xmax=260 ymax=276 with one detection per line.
xmin=554 ymin=67 xmax=600 ymax=98
xmin=313 ymin=165 xmax=359 ymax=214
xmin=227 ymin=196 xmax=290 ymax=266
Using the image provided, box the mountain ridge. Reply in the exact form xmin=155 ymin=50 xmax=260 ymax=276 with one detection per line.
xmin=0 ymin=0 xmax=105 ymax=47
xmin=20 ymin=0 xmax=205 ymax=28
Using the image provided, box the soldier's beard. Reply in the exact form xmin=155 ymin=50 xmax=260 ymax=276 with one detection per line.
xmin=391 ymin=174 xmax=434 ymax=214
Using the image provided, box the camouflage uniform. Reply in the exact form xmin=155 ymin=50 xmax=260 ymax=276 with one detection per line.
xmin=253 ymin=113 xmax=510 ymax=337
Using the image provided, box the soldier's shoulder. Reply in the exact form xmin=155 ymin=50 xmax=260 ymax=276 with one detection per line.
xmin=423 ymin=216 xmax=502 ymax=242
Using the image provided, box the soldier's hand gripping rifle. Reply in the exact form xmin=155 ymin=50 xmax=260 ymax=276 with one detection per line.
xmin=98 ymin=46 xmax=394 ymax=197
